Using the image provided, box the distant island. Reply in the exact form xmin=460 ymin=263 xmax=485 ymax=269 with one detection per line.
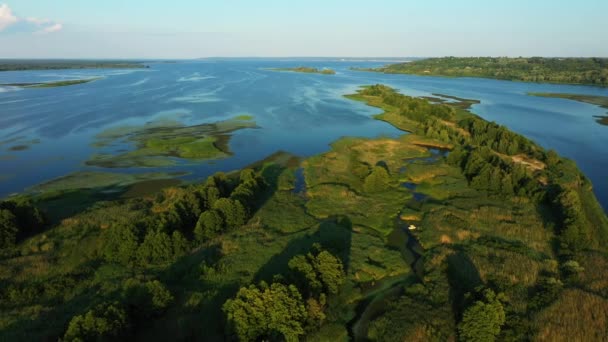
xmin=270 ymin=66 xmax=336 ymax=75
xmin=354 ymin=57 xmax=608 ymax=86
xmin=1 ymin=78 xmax=100 ymax=88
xmin=528 ymin=92 xmax=608 ymax=125
xmin=0 ymin=60 xmax=147 ymax=72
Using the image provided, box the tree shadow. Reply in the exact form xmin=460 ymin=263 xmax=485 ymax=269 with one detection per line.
xmin=253 ymin=215 xmax=353 ymax=283
xmin=446 ymin=250 xmax=483 ymax=320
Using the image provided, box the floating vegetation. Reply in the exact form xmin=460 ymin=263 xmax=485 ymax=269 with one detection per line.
xmin=86 ymin=115 xmax=257 ymax=168
xmin=3 ymin=138 xmax=40 ymax=151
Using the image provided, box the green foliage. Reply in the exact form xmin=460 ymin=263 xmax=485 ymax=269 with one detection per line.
xmin=0 ymin=209 xmax=18 ymax=249
xmin=223 ymin=281 xmax=308 ymax=341
xmin=102 ymin=224 xmax=140 ymax=266
xmin=363 ymin=166 xmax=390 ymax=193
xmin=64 ymin=302 xmax=129 ymax=341
xmin=458 ymin=289 xmax=506 ymax=342
xmin=137 ymin=230 xmax=174 ymax=265
xmin=194 ymin=209 xmax=224 ymax=242
xmin=288 ymin=247 xmax=345 ymax=297
xmin=213 ymin=198 xmax=247 ymax=230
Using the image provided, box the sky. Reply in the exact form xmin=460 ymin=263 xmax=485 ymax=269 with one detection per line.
xmin=0 ymin=0 xmax=607 ymax=58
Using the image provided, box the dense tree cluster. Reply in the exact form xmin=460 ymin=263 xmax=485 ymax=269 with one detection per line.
xmin=223 ymin=246 xmax=345 ymax=341
xmin=63 ymin=301 xmax=130 ymax=341
xmin=223 ymin=282 xmax=307 ymax=341
xmin=458 ymin=117 xmax=539 ymax=156
xmin=63 ymin=279 xmax=173 ymax=341
xmin=458 ymin=289 xmax=506 ymax=342
xmin=378 ymin=57 xmax=608 ymax=86
xmin=101 ymin=169 xmax=265 ymax=268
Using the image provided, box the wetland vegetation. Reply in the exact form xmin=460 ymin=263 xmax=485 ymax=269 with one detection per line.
xmin=1 ymin=84 xmax=607 ymax=341
xmin=356 ymin=57 xmax=608 ymax=86
xmin=86 ymin=115 xmax=257 ymax=168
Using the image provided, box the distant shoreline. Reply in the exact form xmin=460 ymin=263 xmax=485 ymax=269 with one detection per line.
xmin=0 ymin=60 xmax=147 ymax=72
xmin=354 ymin=57 xmax=608 ymax=87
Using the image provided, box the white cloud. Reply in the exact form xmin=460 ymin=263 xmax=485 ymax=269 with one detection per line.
xmin=38 ymin=23 xmax=62 ymax=34
xmin=0 ymin=4 xmax=18 ymax=31
xmin=0 ymin=4 xmax=62 ymax=34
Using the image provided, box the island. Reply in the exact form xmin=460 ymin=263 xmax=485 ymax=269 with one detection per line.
xmin=87 ymin=115 xmax=257 ymax=168
xmin=270 ymin=66 xmax=336 ymax=75
xmin=528 ymin=92 xmax=608 ymax=125
xmin=1 ymin=78 xmax=100 ymax=88
xmin=0 ymin=60 xmax=147 ymax=72
xmin=354 ymin=57 xmax=608 ymax=86
xmin=1 ymin=85 xmax=607 ymax=342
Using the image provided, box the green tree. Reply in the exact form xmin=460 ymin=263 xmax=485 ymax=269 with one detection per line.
xmin=288 ymin=248 xmax=345 ymax=296
xmin=102 ymin=224 xmax=139 ymax=266
xmin=458 ymin=289 xmax=506 ymax=342
xmin=171 ymin=230 xmax=190 ymax=258
xmin=194 ymin=209 xmax=224 ymax=242
xmin=137 ymin=230 xmax=173 ymax=265
xmin=0 ymin=209 xmax=18 ymax=249
xmin=313 ymin=250 xmax=345 ymax=294
xmin=64 ymin=302 xmax=129 ymax=341
xmin=223 ymin=282 xmax=307 ymax=342
xmin=213 ymin=198 xmax=247 ymax=229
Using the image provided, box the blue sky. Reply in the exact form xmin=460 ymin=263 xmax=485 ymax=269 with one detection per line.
xmin=0 ymin=0 xmax=607 ymax=58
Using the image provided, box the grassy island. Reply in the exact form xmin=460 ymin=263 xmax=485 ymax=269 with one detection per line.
xmin=1 ymin=85 xmax=607 ymax=341
xmin=271 ymin=66 xmax=336 ymax=75
xmin=2 ymin=78 xmax=100 ymax=88
xmin=356 ymin=57 xmax=608 ymax=86
xmin=0 ymin=60 xmax=147 ymax=72
xmin=86 ymin=116 xmax=257 ymax=168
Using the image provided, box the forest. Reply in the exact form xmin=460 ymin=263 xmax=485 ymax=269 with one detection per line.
xmin=358 ymin=57 xmax=608 ymax=86
xmin=1 ymin=85 xmax=608 ymax=341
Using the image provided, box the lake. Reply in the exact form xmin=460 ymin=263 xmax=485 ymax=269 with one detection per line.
xmin=1 ymin=58 xmax=607 ymax=212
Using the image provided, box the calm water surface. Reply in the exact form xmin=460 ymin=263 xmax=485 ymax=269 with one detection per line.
xmin=1 ymin=59 xmax=606 ymax=211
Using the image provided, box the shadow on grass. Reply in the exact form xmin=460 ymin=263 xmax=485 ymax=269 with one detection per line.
xmin=446 ymin=250 xmax=483 ymax=320
xmin=253 ymin=215 xmax=353 ymax=283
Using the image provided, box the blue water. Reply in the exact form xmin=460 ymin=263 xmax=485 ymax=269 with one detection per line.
xmin=1 ymin=59 xmax=607 ymax=212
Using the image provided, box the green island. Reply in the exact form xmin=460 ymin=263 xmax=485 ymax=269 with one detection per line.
xmin=86 ymin=115 xmax=257 ymax=168
xmin=355 ymin=57 xmax=608 ymax=86
xmin=0 ymin=60 xmax=147 ymax=72
xmin=528 ymin=92 xmax=608 ymax=125
xmin=1 ymin=85 xmax=608 ymax=341
xmin=271 ymin=66 xmax=336 ymax=75
xmin=1 ymin=79 xmax=100 ymax=89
